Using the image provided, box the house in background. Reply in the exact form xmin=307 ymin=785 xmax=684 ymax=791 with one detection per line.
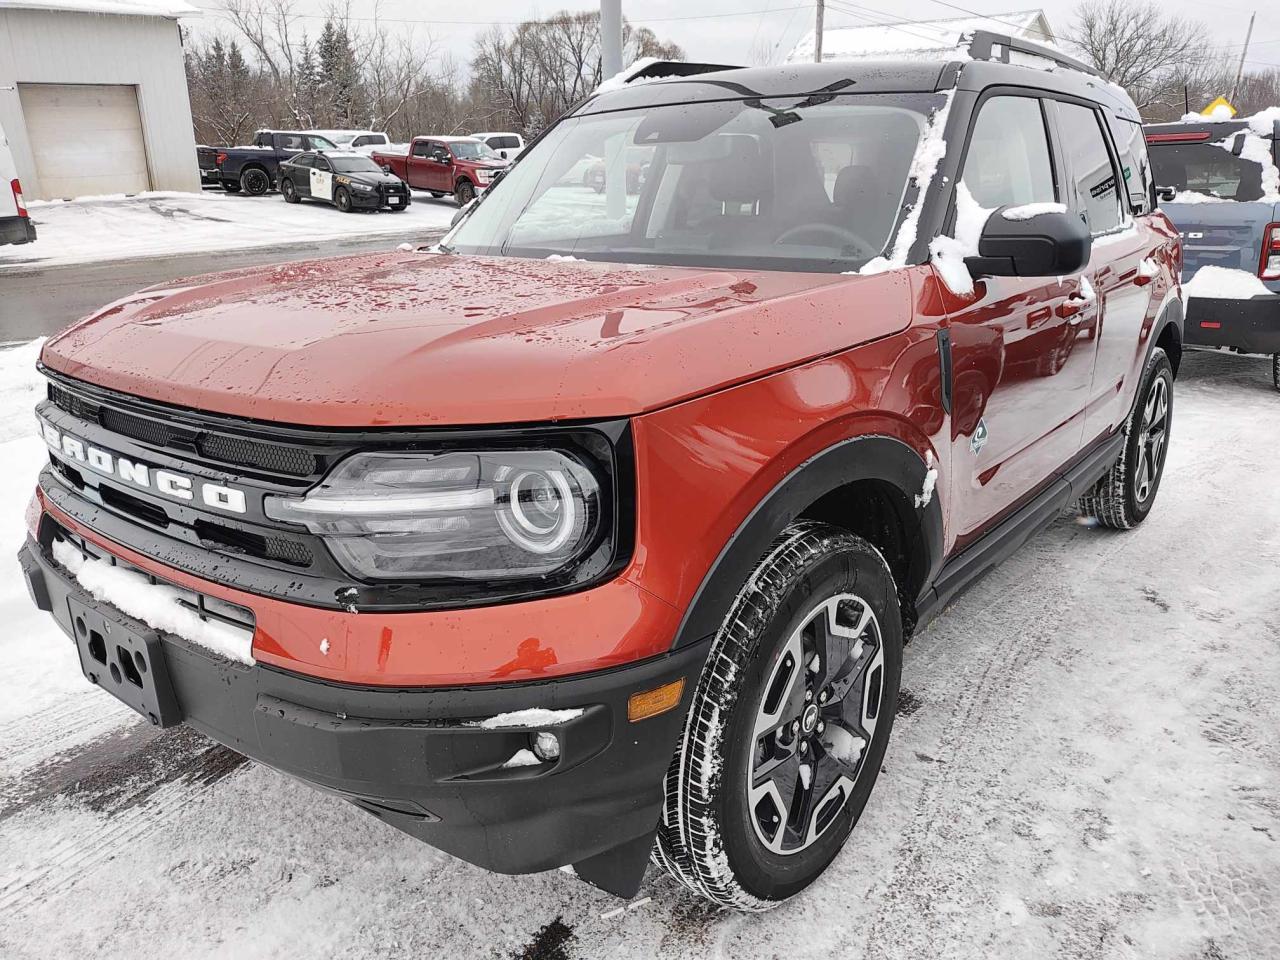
xmin=0 ymin=0 xmax=200 ymax=200
xmin=788 ymin=9 xmax=1057 ymax=63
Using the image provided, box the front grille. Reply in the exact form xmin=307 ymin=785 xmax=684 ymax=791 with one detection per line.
xmin=48 ymin=381 xmax=319 ymax=478
xmin=101 ymin=407 xmax=176 ymax=448
xmin=199 ymin=433 xmax=316 ymax=476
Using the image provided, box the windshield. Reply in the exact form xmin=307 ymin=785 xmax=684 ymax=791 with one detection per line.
xmin=331 ymin=156 xmax=383 ymax=174
xmin=444 ymin=94 xmax=936 ymax=272
xmin=1148 ymin=139 xmax=1269 ymax=202
xmin=451 ymin=141 xmax=500 ymax=161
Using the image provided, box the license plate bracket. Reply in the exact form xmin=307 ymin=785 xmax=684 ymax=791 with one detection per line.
xmin=67 ymin=594 xmax=182 ymax=727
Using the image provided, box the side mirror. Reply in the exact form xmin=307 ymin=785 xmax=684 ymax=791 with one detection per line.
xmin=381 ymin=164 xmax=392 ymax=174
xmin=1155 ymin=185 xmax=1177 ymax=203
xmin=965 ymin=207 xmax=1091 ymax=279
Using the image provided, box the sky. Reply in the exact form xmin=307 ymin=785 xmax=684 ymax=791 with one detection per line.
xmin=181 ymin=0 xmax=1280 ymax=78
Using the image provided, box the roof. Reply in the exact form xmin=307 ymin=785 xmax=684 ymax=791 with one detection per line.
xmin=0 ymin=0 xmax=198 ymax=17
xmin=414 ymin=135 xmax=481 ymax=143
xmin=787 ymin=9 xmax=1055 ymax=63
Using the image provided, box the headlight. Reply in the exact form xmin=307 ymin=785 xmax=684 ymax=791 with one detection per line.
xmin=265 ymin=449 xmax=605 ymax=582
xmin=351 ymin=182 xmax=374 ymax=192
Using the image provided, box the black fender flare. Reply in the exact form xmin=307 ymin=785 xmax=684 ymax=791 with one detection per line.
xmin=671 ymin=435 xmax=945 ymax=649
xmin=1149 ymin=290 xmax=1184 ymax=374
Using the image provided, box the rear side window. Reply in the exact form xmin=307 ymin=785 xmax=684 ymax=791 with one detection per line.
xmin=1056 ymin=103 xmax=1125 ymax=234
xmin=292 ymin=154 xmax=315 ymax=168
xmin=1107 ymin=114 xmax=1153 ymax=214
xmin=280 ymin=134 xmax=305 ymax=151
xmin=488 ymin=136 xmax=520 ymax=150
xmin=1147 ymin=139 xmax=1267 ymax=201
xmin=961 ymin=95 xmax=1056 ymax=208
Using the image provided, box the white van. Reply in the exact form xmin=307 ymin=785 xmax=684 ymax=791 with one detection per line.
xmin=471 ymin=132 xmax=525 ymax=161
xmin=1 ymin=120 xmax=36 ymax=245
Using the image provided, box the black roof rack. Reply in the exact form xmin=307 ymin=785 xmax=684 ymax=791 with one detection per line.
xmin=624 ymin=60 xmax=744 ymax=84
xmin=964 ymin=30 xmax=1104 ymax=80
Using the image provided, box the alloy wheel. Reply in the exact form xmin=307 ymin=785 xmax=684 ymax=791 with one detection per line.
xmin=1133 ymin=374 xmax=1169 ymax=504
xmin=747 ymin=594 xmax=885 ymax=856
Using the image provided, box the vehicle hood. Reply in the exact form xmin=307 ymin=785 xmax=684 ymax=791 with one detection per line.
xmin=41 ymin=252 xmax=915 ymax=427
xmin=336 ymin=171 xmax=404 ymax=188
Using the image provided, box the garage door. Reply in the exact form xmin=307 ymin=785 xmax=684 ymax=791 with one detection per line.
xmin=18 ymin=83 xmax=151 ymax=199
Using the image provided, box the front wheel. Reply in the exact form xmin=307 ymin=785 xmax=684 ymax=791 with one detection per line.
xmin=654 ymin=522 xmax=902 ymax=910
xmin=454 ymin=181 xmax=475 ymax=206
xmin=1078 ymin=347 xmax=1174 ymax=529
xmin=221 ymin=180 xmax=241 ymax=193
xmin=334 ymin=187 xmax=353 ymax=213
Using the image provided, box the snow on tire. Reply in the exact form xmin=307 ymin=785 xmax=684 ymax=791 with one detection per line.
xmin=1078 ymin=347 xmax=1173 ymax=529
xmin=653 ymin=521 xmax=902 ymax=910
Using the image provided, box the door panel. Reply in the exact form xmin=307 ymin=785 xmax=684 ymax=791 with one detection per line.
xmin=18 ymin=83 xmax=149 ymax=199
xmin=946 ymin=93 xmax=1096 ymax=542
xmin=310 ymin=164 xmax=333 ymax=202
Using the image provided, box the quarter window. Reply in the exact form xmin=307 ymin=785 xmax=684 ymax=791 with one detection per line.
xmin=961 ymin=96 xmax=1056 ymax=209
xmin=1106 ymin=113 xmax=1152 ymax=214
xmin=1056 ymin=102 xmax=1125 ymax=234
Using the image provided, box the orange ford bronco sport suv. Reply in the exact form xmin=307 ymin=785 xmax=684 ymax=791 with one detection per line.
xmin=20 ymin=37 xmax=1183 ymax=910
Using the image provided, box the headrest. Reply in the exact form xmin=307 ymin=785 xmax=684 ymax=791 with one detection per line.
xmin=709 ymin=136 xmax=766 ymax=204
xmin=833 ymin=164 xmax=877 ymax=207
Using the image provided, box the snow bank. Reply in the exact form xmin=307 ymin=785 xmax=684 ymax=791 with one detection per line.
xmin=1175 ymin=105 xmax=1280 ymax=137
xmin=51 ymin=538 xmax=255 ymax=665
xmin=1183 ymin=265 xmax=1273 ymax=300
xmin=1167 ymin=190 xmax=1231 ymax=204
xmin=475 ymin=707 xmax=584 ymax=729
xmin=1001 ymin=201 xmax=1067 ymax=221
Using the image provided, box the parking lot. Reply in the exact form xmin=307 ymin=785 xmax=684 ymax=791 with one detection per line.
xmin=1 ymin=345 xmax=1276 ymax=960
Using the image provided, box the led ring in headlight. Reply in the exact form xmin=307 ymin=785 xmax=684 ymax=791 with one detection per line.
xmin=498 ymin=468 xmax=576 ymax=553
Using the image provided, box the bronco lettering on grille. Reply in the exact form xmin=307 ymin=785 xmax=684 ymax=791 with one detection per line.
xmin=39 ymin=417 xmax=248 ymax=515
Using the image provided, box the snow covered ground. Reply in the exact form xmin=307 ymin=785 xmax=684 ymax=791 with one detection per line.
xmin=0 ymin=190 xmax=458 ymax=271
xmin=0 ymin=343 xmax=1277 ymax=959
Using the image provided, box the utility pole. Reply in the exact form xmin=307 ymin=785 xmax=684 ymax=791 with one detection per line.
xmin=814 ymin=0 xmax=825 ymax=63
xmin=1230 ymin=11 xmax=1256 ymax=105
xmin=601 ymin=0 xmax=623 ymax=79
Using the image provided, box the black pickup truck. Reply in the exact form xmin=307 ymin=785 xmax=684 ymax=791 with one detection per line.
xmin=208 ymin=130 xmax=338 ymax=196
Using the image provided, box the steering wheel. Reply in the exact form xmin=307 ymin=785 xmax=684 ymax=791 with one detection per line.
xmin=774 ymin=222 xmax=876 ymax=259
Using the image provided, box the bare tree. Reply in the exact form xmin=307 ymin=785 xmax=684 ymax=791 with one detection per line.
xmin=1069 ymin=0 xmax=1221 ymax=117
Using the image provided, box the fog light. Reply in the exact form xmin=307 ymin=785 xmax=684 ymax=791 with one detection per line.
xmin=531 ymin=730 xmax=561 ymax=761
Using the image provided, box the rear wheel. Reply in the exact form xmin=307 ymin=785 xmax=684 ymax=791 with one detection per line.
xmin=334 ymin=187 xmax=353 ymax=213
xmin=281 ymin=178 xmax=299 ymax=203
xmin=239 ymin=167 xmax=270 ymax=196
xmin=654 ymin=521 xmax=902 ymax=910
xmin=429 ymin=191 xmax=444 ymax=198
xmin=1078 ymin=347 xmax=1173 ymax=529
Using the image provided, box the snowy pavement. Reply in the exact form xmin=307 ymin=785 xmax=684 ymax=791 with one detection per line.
xmin=0 ymin=190 xmax=458 ymax=272
xmin=0 ymin=344 xmax=1277 ymax=959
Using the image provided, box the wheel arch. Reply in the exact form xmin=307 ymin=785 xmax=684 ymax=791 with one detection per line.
xmin=671 ymin=435 xmax=944 ymax=650
xmin=1152 ymin=292 xmax=1184 ymax=377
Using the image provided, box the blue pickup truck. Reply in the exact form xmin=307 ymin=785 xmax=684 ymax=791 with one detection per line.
xmin=209 ymin=130 xmax=339 ymax=196
xmin=1145 ymin=113 xmax=1280 ymax=390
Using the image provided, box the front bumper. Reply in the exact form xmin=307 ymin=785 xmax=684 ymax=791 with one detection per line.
xmin=20 ymin=533 xmax=708 ymax=896
xmin=350 ymin=188 xmax=410 ymax=210
xmin=1185 ymin=293 xmax=1280 ymax=354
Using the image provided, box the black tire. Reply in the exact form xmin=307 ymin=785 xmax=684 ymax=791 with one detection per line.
xmin=221 ymin=180 xmax=241 ymax=193
xmin=281 ymin=178 xmax=300 ymax=203
xmin=653 ymin=521 xmax=902 ymax=910
xmin=334 ymin=187 xmax=353 ymax=213
xmin=239 ymin=167 xmax=271 ymax=196
xmin=1078 ymin=347 xmax=1174 ymax=529
xmin=454 ymin=180 xmax=475 ymax=206
xmin=1272 ymin=353 xmax=1279 ymax=392
xmin=429 ymin=191 xmax=444 ymax=198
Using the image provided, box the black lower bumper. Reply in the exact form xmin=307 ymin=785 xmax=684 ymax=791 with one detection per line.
xmin=1 ymin=214 xmax=36 ymax=245
xmin=19 ymin=536 xmax=708 ymax=896
xmin=1185 ymin=294 xmax=1280 ymax=354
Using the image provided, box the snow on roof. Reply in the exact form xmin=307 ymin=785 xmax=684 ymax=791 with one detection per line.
xmin=787 ymin=9 xmax=1054 ymax=63
xmin=0 ymin=0 xmax=198 ymax=17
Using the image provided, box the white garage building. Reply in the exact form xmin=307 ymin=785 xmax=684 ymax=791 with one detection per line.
xmin=0 ymin=0 xmax=199 ymax=200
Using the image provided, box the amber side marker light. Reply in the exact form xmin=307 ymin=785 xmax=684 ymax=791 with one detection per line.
xmin=628 ymin=678 xmax=685 ymax=722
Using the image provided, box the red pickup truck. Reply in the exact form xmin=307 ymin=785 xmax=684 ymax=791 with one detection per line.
xmin=372 ymin=136 xmax=507 ymax=206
